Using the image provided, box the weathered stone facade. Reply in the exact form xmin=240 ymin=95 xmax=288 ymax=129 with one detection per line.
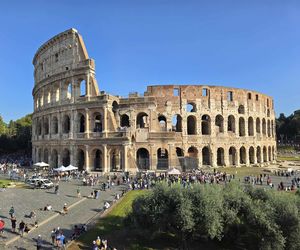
xmin=32 ymin=29 xmax=276 ymax=173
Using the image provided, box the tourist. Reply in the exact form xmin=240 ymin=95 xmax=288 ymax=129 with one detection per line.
xmin=30 ymin=210 xmax=36 ymax=218
xmin=62 ymin=203 xmax=68 ymax=215
xmin=59 ymin=231 xmax=66 ymax=249
xmin=36 ymin=235 xmax=42 ymax=250
xmin=55 ymin=183 xmax=59 ymax=195
xmin=92 ymin=240 xmax=98 ymax=250
xmin=19 ymin=220 xmax=25 ymax=237
xmin=11 ymin=216 xmax=17 ymax=232
xmin=9 ymin=205 xmax=15 ymax=218
xmin=51 ymin=228 xmax=56 ymax=245
xmin=77 ymin=187 xmax=81 ymax=198
xmin=104 ymin=201 xmax=110 ymax=210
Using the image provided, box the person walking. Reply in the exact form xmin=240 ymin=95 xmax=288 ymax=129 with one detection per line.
xmin=9 ymin=206 xmax=15 ymax=218
xmin=11 ymin=216 xmax=17 ymax=233
xmin=51 ymin=228 xmax=56 ymax=245
xmin=19 ymin=220 xmax=25 ymax=237
xmin=62 ymin=203 xmax=68 ymax=215
xmin=36 ymin=235 xmax=42 ymax=250
xmin=77 ymin=187 xmax=81 ymax=198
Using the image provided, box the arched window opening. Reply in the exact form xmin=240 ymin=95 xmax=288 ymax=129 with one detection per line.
xmin=63 ymin=115 xmax=70 ymax=133
xmin=186 ymin=102 xmax=196 ymax=112
xmin=37 ymin=120 xmax=42 ymax=135
xmin=215 ymin=115 xmax=224 ymax=133
xmin=187 ymin=115 xmax=197 ymax=135
xmin=238 ymin=105 xmax=245 ymax=114
xmin=44 ymin=119 xmax=49 ymax=135
xmin=67 ymin=83 xmax=72 ymax=99
xmin=38 ymin=148 xmax=42 ymax=162
xmin=268 ymin=146 xmax=271 ymax=161
xmin=262 ymin=119 xmax=266 ymax=135
xmin=263 ymin=146 xmax=267 ymax=162
xmin=186 ymin=146 xmax=198 ymax=170
xmin=257 ymin=146 xmax=262 ymax=163
xmin=110 ymin=150 xmax=119 ymax=171
xmin=172 ymin=115 xmax=182 ymax=132
xmin=80 ymin=80 xmax=86 ymax=96
xmin=157 ymin=148 xmax=168 ymax=170
xmin=55 ymin=88 xmax=60 ymax=102
xmin=52 ymin=117 xmax=58 ymax=134
xmin=176 ymin=147 xmax=184 ymax=157
xmin=249 ymin=147 xmax=255 ymax=164
xmin=239 ymin=117 xmax=245 ymax=136
xmin=77 ymin=149 xmax=85 ymax=171
xmin=267 ymin=120 xmax=271 ymax=137
xmin=94 ymin=114 xmax=103 ymax=132
xmin=43 ymin=149 xmax=49 ymax=163
xmin=248 ymin=93 xmax=252 ymax=100
xmin=240 ymin=147 xmax=246 ymax=164
xmin=79 ymin=114 xmax=85 ymax=133
xmin=229 ymin=147 xmax=237 ymax=166
xmin=272 ymin=146 xmax=275 ymax=161
xmin=112 ymin=101 xmax=119 ymax=115
xmin=267 ymin=109 xmax=270 ymax=117
xmin=228 ymin=115 xmax=235 ymax=133
xmin=202 ymin=147 xmax=211 ymax=166
xmin=248 ymin=117 xmax=254 ymax=136
xmin=62 ymin=149 xmax=70 ymax=167
xmin=52 ymin=149 xmax=58 ymax=168
xmin=201 ymin=115 xmax=211 ymax=135
xmin=271 ymin=120 xmax=274 ymax=137
xmin=120 ymin=114 xmax=130 ymax=127
xmin=94 ymin=149 xmax=103 ymax=171
xmin=217 ymin=148 xmax=225 ymax=166
xmin=136 ymin=148 xmax=150 ymax=170
xmin=158 ymin=115 xmax=167 ymax=131
xmin=256 ymin=118 xmax=261 ymax=133
xmin=47 ymin=92 xmax=51 ymax=103
xmin=136 ymin=113 xmax=149 ymax=128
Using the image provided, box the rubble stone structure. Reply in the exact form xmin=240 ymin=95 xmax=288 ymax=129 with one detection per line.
xmin=32 ymin=29 xmax=276 ymax=173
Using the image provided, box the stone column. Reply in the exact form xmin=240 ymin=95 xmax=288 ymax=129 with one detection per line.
xmin=245 ymin=148 xmax=250 ymax=166
xmin=198 ymin=147 xmax=202 ymax=168
xmin=103 ymin=145 xmax=108 ymax=173
xmin=85 ymin=109 xmax=90 ymax=139
xmin=149 ymin=144 xmax=155 ymax=170
xmin=70 ymin=145 xmax=75 ymax=166
xmin=103 ymin=107 xmax=108 ymax=136
xmin=86 ymin=74 xmax=90 ymax=100
xmin=70 ymin=110 xmax=75 ymax=139
xmin=58 ymin=152 xmax=61 ymax=166
xmin=224 ymin=147 xmax=230 ymax=166
xmin=211 ymin=147 xmax=217 ymax=168
xmin=168 ymin=144 xmax=173 ymax=169
xmin=123 ymin=145 xmax=128 ymax=172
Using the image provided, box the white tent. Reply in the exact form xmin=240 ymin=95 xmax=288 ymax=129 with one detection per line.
xmin=34 ymin=162 xmax=50 ymax=167
xmin=53 ymin=166 xmax=67 ymax=172
xmin=65 ymin=165 xmax=78 ymax=171
xmin=167 ymin=168 xmax=181 ymax=175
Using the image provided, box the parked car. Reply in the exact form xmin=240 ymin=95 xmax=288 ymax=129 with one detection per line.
xmin=27 ymin=178 xmax=54 ymax=189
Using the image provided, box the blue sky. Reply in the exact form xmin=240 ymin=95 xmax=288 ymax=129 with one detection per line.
xmin=0 ymin=0 xmax=299 ymax=122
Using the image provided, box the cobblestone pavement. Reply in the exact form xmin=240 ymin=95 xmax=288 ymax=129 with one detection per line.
xmin=0 ymin=176 xmax=127 ymax=249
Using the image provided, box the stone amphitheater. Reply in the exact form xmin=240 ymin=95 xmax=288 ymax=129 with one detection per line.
xmin=32 ymin=28 xmax=276 ymax=173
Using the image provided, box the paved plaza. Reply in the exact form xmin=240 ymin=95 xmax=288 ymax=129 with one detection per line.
xmin=0 ymin=175 xmax=126 ymax=249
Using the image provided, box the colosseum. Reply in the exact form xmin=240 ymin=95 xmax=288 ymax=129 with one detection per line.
xmin=32 ymin=28 xmax=276 ymax=173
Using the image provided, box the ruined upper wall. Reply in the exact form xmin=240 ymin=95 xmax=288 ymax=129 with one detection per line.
xmin=33 ymin=28 xmax=90 ymax=84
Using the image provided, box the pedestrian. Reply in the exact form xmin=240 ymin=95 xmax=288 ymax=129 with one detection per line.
xmin=9 ymin=205 xmax=15 ymax=218
xmin=62 ymin=203 xmax=68 ymax=215
xmin=11 ymin=216 xmax=17 ymax=233
xmin=51 ymin=228 xmax=56 ymax=245
xmin=36 ymin=235 xmax=42 ymax=250
xmin=55 ymin=184 xmax=59 ymax=195
xmin=59 ymin=231 xmax=66 ymax=249
xmin=19 ymin=220 xmax=25 ymax=237
xmin=92 ymin=240 xmax=98 ymax=250
xmin=77 ymin=187 xmax=81 ymax=198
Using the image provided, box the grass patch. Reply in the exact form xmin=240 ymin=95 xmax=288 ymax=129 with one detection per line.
xmin=0 ymin=179 xmax=12 ymax=187
xmin=277 ymin=156 xmax=300 ymax=161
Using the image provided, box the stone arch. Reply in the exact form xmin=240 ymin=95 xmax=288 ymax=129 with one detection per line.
xmin=249 ymin=146 xmax=255 ymax=164
xmin=229 ymin=147 xmax=237 ymax=166
xmin=202 ymin=147 xmax=211 ymax=166
xmin=62 ymin=148 xmax=70 ymax=166
xmin=80 ymin=80 xmax=86 ymax=96
xmin=257 ymin=146 xmax=262 ymax=163
xmin=158 ymin=115 xmax=167 ymax=131
xmin=201 ymin=115 xmax=211 ymax=135
xmin=256 ymin=118 xmax=261 ymax=133
xmin=157 ymin=148 xmax=168 ymax=170
xmin=185 ymin=146 xmax=199 ymax=170
xmin=247 ymin=93 xmax=252 ymax=100
xmin=217 ymin=148 xmax=225 ymax=166
xmin=248 ymin=117 xmax=254 ymax=136
xmin=267 ymin=120 xmax=271 ymax=137
xmin=62 ymin=115 xmax=71 ymax=133
xmin=77 ymin=113 xmax=85 ymax=133
xmin=262 ymin=118 xmax=266 ymax=135
xmin=238 ymin=105 xmax=245 ymax=114
xmin=92 ymin=149 xmax=103 ymax=171
xmin=77 ymin=148 xmax=85 ymax=171
xmin=187 ymin=115 xmax=197 ymax=135
xmin=136 ymin=148 xmax=150 ymax=170
xmin=44 ymin=118 xmax=49 ymax=135
xmin=239 ymin=117 xmax=245 ymax=136
xmin=136 ymin=112 xmax=149 ymax=128
xmin=176 ymin=147 xmax=184 ymax=157
xmin=215 ymin=115 xmax=224 ymax=133
xmin=43 ymin=148 xmax=49 ymax=163
xmin=228 ymin=115 xmax=235 ymax=133
xmin=263 ymin=146 xmax=267 ymax=162
xmin=186 ymin=102 xmax=196 ymax=112
xmin=51 ymin=149 xmax=58 ymax=168
xmin=240 ymin=146 xmax=246 ymax=164
xmin=120 ymin=114 xmax=130 ymax=127
xmin=52 ymin=116 xmax=58 ymax=134
xmin=172 ymin=114 xmax=182 ymax=132
xmin=93 ymin=112 xmax=103 ymax=132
